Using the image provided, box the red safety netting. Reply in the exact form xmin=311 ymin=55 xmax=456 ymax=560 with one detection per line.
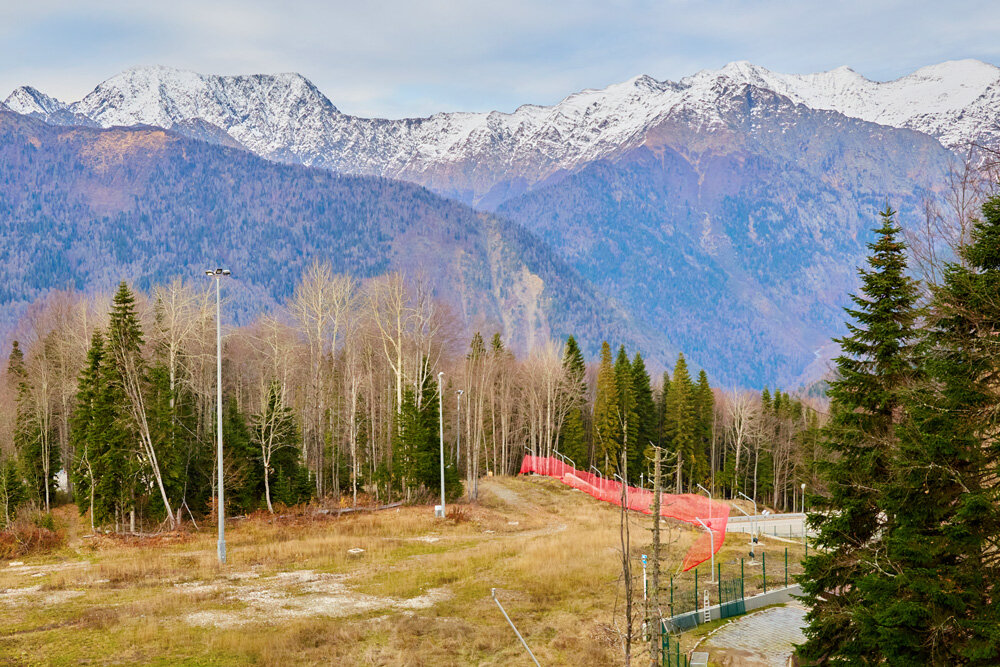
xmin=519 ymin=455 xmax=728 ymax=571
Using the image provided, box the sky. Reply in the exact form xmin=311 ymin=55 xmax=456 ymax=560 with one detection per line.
xmin=2 ymin=0 xmax=1000 ymax=119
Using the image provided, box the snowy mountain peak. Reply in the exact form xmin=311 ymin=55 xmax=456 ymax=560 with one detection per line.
xmin=4 ymin=85 xmax=67 ymax=116
xmin=73 ymin=65 xmax=338 ymax=129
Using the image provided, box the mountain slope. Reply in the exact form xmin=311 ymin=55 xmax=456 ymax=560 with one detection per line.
xmin=0 ymin=109 xmax=663 ymax=362
xmin=497 ymin=83 xmax=953 ymax=384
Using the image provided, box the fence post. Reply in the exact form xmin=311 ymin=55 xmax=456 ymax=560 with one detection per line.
xmin=670 ymin=575 xmax=674 ymax=616
xmin=717 ymin=563 xmax=722 ymax=613
xmin=740 ymin=560 xmax=745 ymax=600
xmin=785 ymin=547 xmax=788 ymax=588
xmin=762 ymin=551 xmax=767 ymax=593
xmin=694 ymin=568 xmax=698 ymax=614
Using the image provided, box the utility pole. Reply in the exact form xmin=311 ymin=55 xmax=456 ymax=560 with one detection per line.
xmin=437 ymin=372 xmax=446 ymax=518
xmin=649 ymin=446 xmax=662 ymax=667
xmin=206 ymin=268 xmax=230 ymax=565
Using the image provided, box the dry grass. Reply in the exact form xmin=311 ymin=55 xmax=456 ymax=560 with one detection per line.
xmin=0 ymin=476 xmax=718 ymax=666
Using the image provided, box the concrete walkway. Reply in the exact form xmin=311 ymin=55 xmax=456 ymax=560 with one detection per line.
xmin=701 ymin=604 xmax=806 ymax=666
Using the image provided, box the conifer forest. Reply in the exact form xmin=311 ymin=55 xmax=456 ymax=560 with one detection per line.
xmin=0 ymin=264 xmax=822 ymax=533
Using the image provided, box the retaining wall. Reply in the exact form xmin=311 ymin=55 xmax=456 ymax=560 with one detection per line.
xmin=664 ymin=584 xmax=802 ymax=632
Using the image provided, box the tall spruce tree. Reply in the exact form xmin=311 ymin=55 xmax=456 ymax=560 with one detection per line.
xmin=559 ymin=336 xmax=589 ymax=467
xmin=396 ymin=369 xmax=460 ymax=500
xmin=663 ymin=353 xmax=695 ymax=492
xmin=0 ymin=345 xmax=27 ymax=526
xmin=693 ymin=370 xmax=714 ymax=488
xmin=613 ymin=346 xmax=637 ymax=479
xmin=630 ymin=353 xmax=656 ymax=484
xmin=70 ymin=330 xmax=108 ymax=525
xmin=798 ymin=206 xmax=920 ymax=663
xmin=656 ymin=371 xmax=670 ymax=447
xmin=869 ymin=199 xmax=1000 ymax=664
xmin=593 ymin=341 xmax=620 ymax=474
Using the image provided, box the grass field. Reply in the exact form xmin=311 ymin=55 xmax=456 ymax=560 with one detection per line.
xmin=0 ymin=476 xmax=801 ymax=666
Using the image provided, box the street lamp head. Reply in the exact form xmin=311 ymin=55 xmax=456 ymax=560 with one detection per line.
xmin=801 ymin=483 xmax=806 ymax=490
xmin=222 ymin=269 xmax=231 ymax=276
xmin=205 ymin=270 xmax=214 ymax=276
xmin=437 ymin=371 xmax=444 ymax=379
xmin=456 ymin=389 xmax=464 ymax=396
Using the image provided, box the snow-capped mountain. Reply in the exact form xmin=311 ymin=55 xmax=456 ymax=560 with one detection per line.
xmin=5 ymin=60 xmax=997 ymax=208
xmin=0 ymin=61 xmax=978 ymax=385
xmin=697 ymin=59 xmax=1000 ymax=151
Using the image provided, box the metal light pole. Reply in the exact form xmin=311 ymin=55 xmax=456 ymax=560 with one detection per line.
xmin=613 ymin=472 xmax=627 ymax=508
xmin=206 ymin=268 xmax=230 ymax=565
xmin=696 ymin=483 xmax=713 ymax=522
xmin=695 ymin=517 xmax=715 ymax=583
xmin=590 ymin=465 xmax=603 ymax=493
xmin=732 ymin=503 xmax=752 ymax=538
xmin=738 ymin=490 xmax=757 ymax=538
xmin=456 ymin=389 xmax=464 ymax=463
xmin=801 ymin=483 xmax=806 ymax=514
xmin=437 ymin=372 xmax=446 ymax=518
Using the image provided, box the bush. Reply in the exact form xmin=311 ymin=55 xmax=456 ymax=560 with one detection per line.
xmin=0 ymin=520 xmax=65 ymax=559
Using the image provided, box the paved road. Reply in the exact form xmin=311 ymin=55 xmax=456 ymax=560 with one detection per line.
xmin=702 ymin=604 xmax=807 ymax=666
xmin=727 ymin=514 xmax=814 ymax=539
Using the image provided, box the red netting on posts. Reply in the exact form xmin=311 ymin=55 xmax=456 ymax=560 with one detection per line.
xmin=519 ymin=455 xmax=728 ymax=571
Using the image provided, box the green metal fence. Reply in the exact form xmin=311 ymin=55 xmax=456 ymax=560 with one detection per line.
xmin=662 ymin=629 xmax=688 ymax=667
xmin=718 ymin=577 xmax=746 ymax=619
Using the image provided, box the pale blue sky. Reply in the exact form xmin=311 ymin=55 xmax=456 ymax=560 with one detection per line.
xmin=3 ymin=0 xmax=1000 ymax=118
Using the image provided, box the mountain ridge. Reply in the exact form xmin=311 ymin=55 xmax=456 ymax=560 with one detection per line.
xmin=5 ymin=59 xmax=994 ymax=209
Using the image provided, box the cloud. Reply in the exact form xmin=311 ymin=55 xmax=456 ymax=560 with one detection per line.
xmin=2 ymin=0 xmax=1000 ymax=118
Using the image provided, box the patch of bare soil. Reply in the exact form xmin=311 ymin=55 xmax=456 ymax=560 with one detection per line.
xmin=177 ymin=569 xmax=451 ymax=628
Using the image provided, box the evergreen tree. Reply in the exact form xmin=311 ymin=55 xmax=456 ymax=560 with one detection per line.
xmin=630 ymin=353 xmax=656 ymax=484
xmin=593 ymin=341 xmax=620 ymax=474
xmin=655 ymin=371 xmax=670 ymax=447
xmin=798 ymin=206 xmax=920 ymax=663
xmin=70 ymin=330 xmax=107 ymax=524
xmin=692 ymin=370 xmax=714 ymax=487
xmin=396 ymin=369 xmax=460 ymax=500
xmin=0 ymin=344 xmax=26 ymax=524
xmin=613 ymin=346 xmax=637 ymax=479
xmin=0 ymin=454 xmax=24 ymax=528
xmin=870 ymin=199 xmax=1000 ymax=663
xmin=559 ymin=336 xmax=589 ymax=467
xmin=97 ymin=283 xmax=148 ymax=528
xmin=222 ymin=398 xmax=262 ymax=515
xmin=663 ymin=353 xmax=695 ymax=492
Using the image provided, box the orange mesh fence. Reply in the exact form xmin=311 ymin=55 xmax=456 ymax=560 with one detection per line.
xmin=519 ymin=455 xmax=728 ymax=571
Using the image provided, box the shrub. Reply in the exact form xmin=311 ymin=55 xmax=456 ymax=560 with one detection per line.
xmin=0 ymin=520 xmax=65 ymax=559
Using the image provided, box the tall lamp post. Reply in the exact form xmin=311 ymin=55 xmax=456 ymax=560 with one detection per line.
xmin=696 ymin=482 xmax=713 ymax=521
xmin=456 ymin=389 xmax=464 ymax=463
xmin=738 ymin=490 xmax=757 ymax=538
xmin=206 ymin=268 xmax=230 ymax=565
xmin=695 ymin=517 xmax=715 ymax=583
xmin=437 ymin=372 xmax=446 ymax=518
